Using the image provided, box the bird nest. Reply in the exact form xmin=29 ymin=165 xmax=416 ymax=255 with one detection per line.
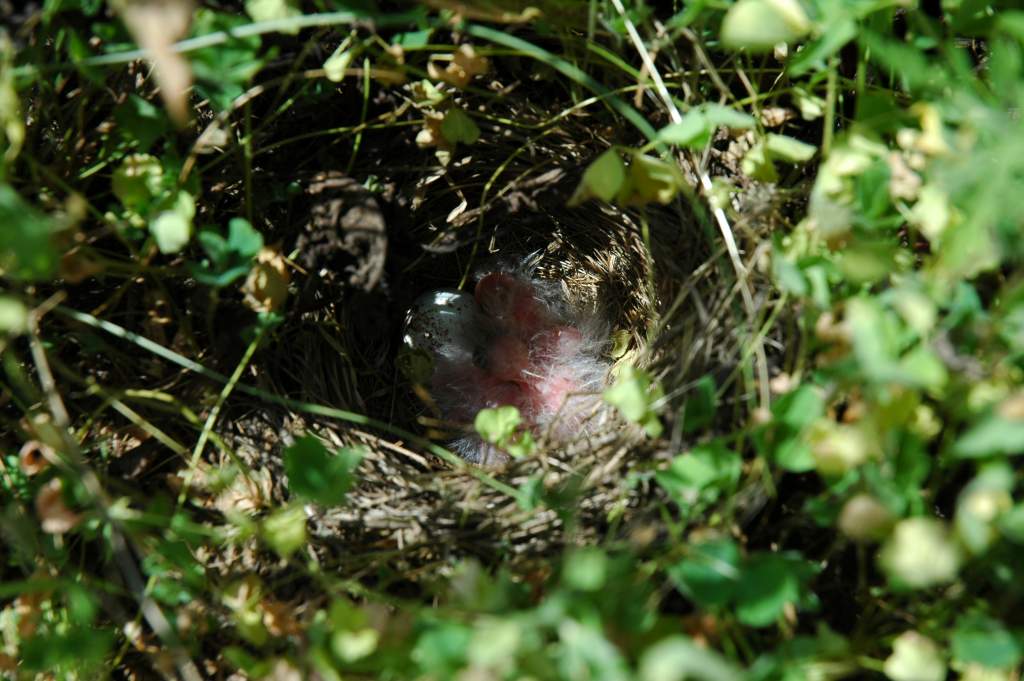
xmin=42 ymin=32 xmax=791 ymax=582
xmin=197 ymin=96 xmax=787 ymax=579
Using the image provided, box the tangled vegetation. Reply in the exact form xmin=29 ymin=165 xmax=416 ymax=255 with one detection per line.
xmin=2 ymin=0 xmax=1024 ymax=679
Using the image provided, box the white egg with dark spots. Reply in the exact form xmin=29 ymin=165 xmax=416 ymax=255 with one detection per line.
xmin=402 ymin=289 xmax=481 ymax=365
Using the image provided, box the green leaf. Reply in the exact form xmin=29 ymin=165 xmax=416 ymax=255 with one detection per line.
xmin=261 ymin=504 xmax=307 ymax=559
xmin=657 ymin=104 xmax=756 ymax=148
xmin=226 ymin=217 xmax=264 ymax=260
xmin=624 ymin=153 xmax=684 ymax=206
xmin=569 ymin=149 xmax=625 ymax=204
xmin=878 ymin=518 xmax=962 ymax=589
xmin=193 ymin=217 xmax=264 ymax=287
xmin=735 ymin=553 xmax=810 ymax=627
xmin=682 ymin=375 xmax=717 ymax=433
xmin=656 ymin=442 xmax=741 ymax=503
xmin=190 ymin=10 xmax=265 ymax=110
xmin=667 ymin=538 xmax=741 ymax=607
xmin=475 ymin=406 xmax=522 ymax=444
xmin=702 ymin=103 xmax=758 ymax=129
xmin=604 ymin=365 xmax=664 ymax=437
xmin=741 ymin=140 xmax=778 ymax=182
xmin=149 ymin=191 xmax=195 ymax=254
xmin=283 ymin=436 xmax=363 ymax=506
xmin=413 ymin=623 xmax=472 ymax=676
xmin=884 ymin=632 xmax=947 ymax=681
xmin=721 ymin=0 xmax=811 ymax=53
xmin=657 ymin=112 xmax=710 ymax=148
xmin=112 ymin=153 xmax=164 ymax=212
xmin=765 ymin=133 xmax=817 ymax=162
xmin=951 ymin=614 xmax=1023 ymax=668
xmin=639 ymin=635 xmax=742 ymax=681
xmin=20 ymin=626 xmax=115 ymax=672
xmin=245 ymin=0 xmax=300 ymax=30
xmin=0 ymin=296 xmax=28 ymax=336
xmin=953 ymin=413 xmax=1024 ymax=458
xmin=440 ymin=108 xmax=480 ymax=145
xmin=563 ymin=548 xmax=608 ymax=591
xmin=114 ymin=95 xmax=170 ymax=151
xmin=0 ymin=184 xmax=58 ymax=280
xmin=763 ymin=384 xmax=824 ymax=473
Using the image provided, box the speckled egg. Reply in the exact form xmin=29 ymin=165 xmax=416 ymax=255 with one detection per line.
xmin=402 ymin=289 xmax=481 ymax=366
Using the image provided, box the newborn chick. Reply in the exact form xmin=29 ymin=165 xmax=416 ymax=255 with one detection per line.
xmin=404 ymin=268 xmax=610 ymax=465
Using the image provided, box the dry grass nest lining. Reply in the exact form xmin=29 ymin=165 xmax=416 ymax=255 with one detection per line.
xmin=222 ymin=122 xmax=784 ymax=574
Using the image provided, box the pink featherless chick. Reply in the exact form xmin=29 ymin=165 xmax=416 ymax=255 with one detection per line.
xmin=403 ymin=267 xmax=611 ymax=465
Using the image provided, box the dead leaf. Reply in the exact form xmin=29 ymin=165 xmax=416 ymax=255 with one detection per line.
xmin=35 ymin=478 xmax=83 ymax=534
xmin=261 ymin=598 xmax=302 ymax=637
xmin=18 ymin=440 xmax=54 ymax=476
xmin=416 ymin=112 xmax=447 ymax=149
xmin=14 ymin=592 xmax=44 ymax=638
xmin=243 ymin=247 xmax=291 ymax=312
xmin=113 ymin=0 xmax=195 ymax=127
xmin=261 ymin=659 xmax=303 ymax=681
xmin=760 ymin=107 xmax=796 ymax=128
xmin=427 ymin=44 xmax=488 ymax=89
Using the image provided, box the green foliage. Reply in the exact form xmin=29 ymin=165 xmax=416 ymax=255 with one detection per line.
xmin=0 ymin=184 xmax=58 ymax=281
xmin=603 ymin=365 xmax=664 ymax=437
xmin=475 ymin=405 xmax=535 ymax=458
xmin=5 ymin=1 xmax=1024 ymax=678
xmin=283 ymin=435 xmax=364 ymax=506
xmin=193 ymin=217 xmax=264 ymax=287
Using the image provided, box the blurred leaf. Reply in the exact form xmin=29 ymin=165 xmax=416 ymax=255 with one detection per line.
xmin=859 ymin=30 xmax=941 ymax=92
xmin=765 ymin=133 xmax=816 ymax=162
xmin=245 ymin=0 xmax=300 ymax=30
xmin=190 ymin=10 xmax=264 ymax=110
xmin=953 ymin=413 xmax=1024 ymax=458
xmin=112 ymin=153 xmax=164 ymax=212
xmin=788 ymin=19 xmax=857 ymax=76
xmin=413 ymin=623 xmax=471 ymax=676
xmin=639 ymin=635 xmax=742 ymax=681
xmin=114 ymin=95 xmax=170 ymax=151
xmin=951 ymin=614 xmax=1023 ymax=668
xmin=879 ymin=518 xmax=962 ymax=589
xmin=657 ymin=104 xmax=755 ymax=148
xmin=193 ymin=217 xmax=264 ymax=286
xmin=563 ymin=548 xmax=608 ymax=591
xmin=883 ymin=631 xmax=946 ymax=681
xmin=283 ymin=436 xmax=363 ymax=506
xmin=261 ymin=504 xmax=307 ymax=559
xmin=604 ymin=365 xmax=664 ymax=437
xmin=741 ymin=140 xmax=778 ymax=182
xmin=324 ymin=44 xmax=357 ymax=82
xmin=439 ymin=108 xmax=480 ymax=145
xmin=735 ymin=553 xmax=812 ymax=628
xmin=656 ymin=442 xmax=741 ymax=504
xmin=623 ymin=153 xmax=685 ymax=206
xmin=20 ymin=626 xmax=115 ymax=672
xmin=114 ymin=0 xmax=193 ymax=125
xmin=149 ymin=190 xmax=194 ymax=254
xmin=0 ymin=296 xmax=28 ymax=336
xmin=682 ymin=375 xmax=717 ymax=433
xmin=721 ymin=0 xmax=810 ymax=52
xmin=668 ymin=538 xmax=740 ymax=607
xmin=570 ymin=149 xmax=625 ymax=205
xmin=475 ymin=405 xmax=521 ymax=444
